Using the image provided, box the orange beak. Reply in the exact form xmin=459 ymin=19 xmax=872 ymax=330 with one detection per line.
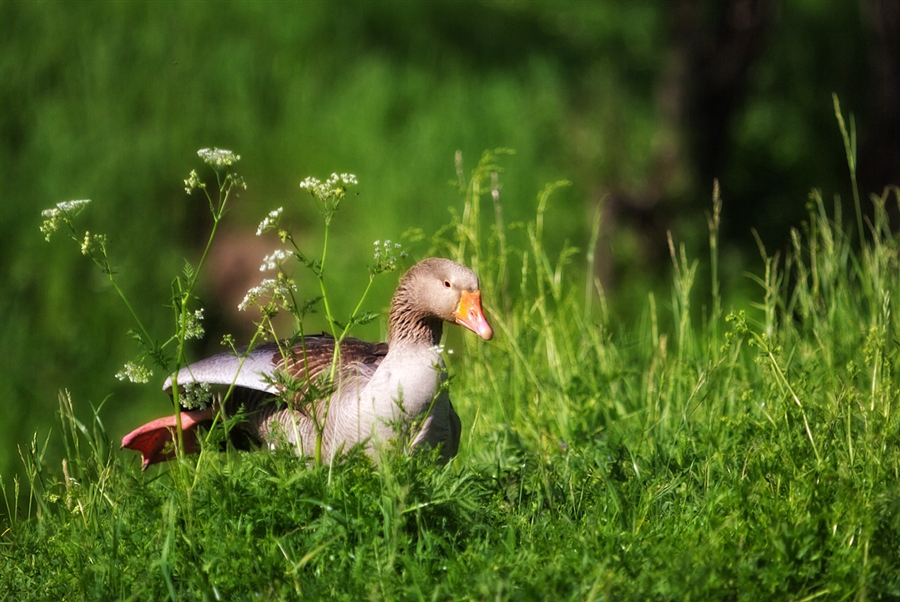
xmin=453 ymin=290 xmax=493 ymax=340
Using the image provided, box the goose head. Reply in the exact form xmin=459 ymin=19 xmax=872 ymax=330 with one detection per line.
xmin=388 ymin=258 xmax=493 ymax=346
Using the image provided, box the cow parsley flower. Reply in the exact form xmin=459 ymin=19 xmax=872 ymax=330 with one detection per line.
xmin=299 ymin=173 xmax=358 ymax=198
xmin=180 ymin=381 xmax=213 ymax=409
xmin=80 ymin=231 xmax=92 ymax=255
xmin=300 ymin=173 xmax=357 ymax=225
xmin=115 ymin=361 xmax=153 ymax=384
xmin=197 ymin=148 xmax=240 ymax=169
xmin=238 ymin=277 xmax=297 ymax=311
xmin=179 ymin=308 xmax=205 ymax=340
xmin=40 ymin=199 xmax=91 ymax=241
xmin=183 ymin=169 xmax=204 ymax=194
xmin=371 ymin=239 xmax=406 ymax=275
xmin=260 ymin=249 xmax=290 ymax=271
xmin=256 ymin=207 xmax=283 ymax=236
xmin=79 ymin=231 xmax=107 ymax=257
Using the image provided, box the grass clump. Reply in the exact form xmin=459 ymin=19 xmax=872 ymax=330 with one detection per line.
xmin=2 ymin=138 xmax=898 ymax=599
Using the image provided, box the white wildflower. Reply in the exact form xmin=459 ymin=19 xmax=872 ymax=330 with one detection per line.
xmin=179 ymin=381 xmax=213 ymax=409
xmin=300 ymin=172 xmax=357 ymax=225
xmin=371 ymin=239 xmax=406 ymax=275
xmin=256 ymin=207 xmax=283 ymax=236
xmin=183 ymin=169 xmax=204 ymax=194
xmin=428 ymin=343 xmax=454 ymax=356
xmin=197 ymin=148 xmax=240 ymax=169
xmin=299 ymin=176 xmax=323 ymax=195
xmin=115 ymin=361 xmax=153 ymax=384
xmin=79 ymin=231 xmax=106 ymax=257
xmin=53 ymin=199 xmax=91 ymax=213
xmin=238 ymin=277 xmax=297 ymax=311
xmin=299 ymin=173 xmax=358 ymax=198
xmin=259 ymin=249 xmax=290 ymax=271
xmin=180 ymin=308 xmax=205 ymax=340
xmin=40 ymin=199 xmax=91 ymax=241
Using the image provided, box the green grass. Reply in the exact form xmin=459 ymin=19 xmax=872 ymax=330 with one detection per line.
xmin=1 ymin=146 xmax=898 ymax=599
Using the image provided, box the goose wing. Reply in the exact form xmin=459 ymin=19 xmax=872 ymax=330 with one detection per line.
xmin=164 ymin=335 xmax=388 ymax=407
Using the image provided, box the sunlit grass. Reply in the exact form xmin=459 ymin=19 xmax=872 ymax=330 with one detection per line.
xmin=1 ymin=143 xmax=898 ymax=599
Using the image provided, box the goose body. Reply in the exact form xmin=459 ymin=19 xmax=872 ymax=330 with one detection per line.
xmin=121 ymin=258 xmax=493 ymax=469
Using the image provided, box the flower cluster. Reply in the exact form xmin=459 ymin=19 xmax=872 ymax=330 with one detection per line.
xmin=179 ymin=308 xmax=205 ymax=340
xmin=256 ymin=207 xmax=283 ymax=236
xmin=238 ymin=277 xmax=297 ymax=312
xmin=197 ymin=148 xmax=240 ymax=169
xmin=115 ymin=361 xmax=153 ymax=384
xmin=300 ymin=173 xmax=357 ymax=225
xmin=299 ymin=173 xmax=358 ymax=198
xmin=259 ymin=249 xmax=290 ymax=272
xmin=40 ymin=199 xmax=91 ymax=241
xmin=79 ymin=231 xmax=107 ymax=257
xmin=371 ymin=239 xmax=407 ymax=275
xmin=183 ymin=169 xmax=205 ymax=194
xmin=179 ymin=381 xmax=213 ymax=410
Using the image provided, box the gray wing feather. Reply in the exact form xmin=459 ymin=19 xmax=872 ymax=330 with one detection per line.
xmin=162 ymin=337 xmax=387 ymax=396
xmin=163 ymin=344 xmax=280 ymax=394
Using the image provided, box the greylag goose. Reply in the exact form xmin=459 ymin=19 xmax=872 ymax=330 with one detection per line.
xmin=121 ymin=258 xmax=493 ymax=469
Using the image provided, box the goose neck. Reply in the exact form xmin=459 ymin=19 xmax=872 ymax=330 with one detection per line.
xmin=387 ymin=312 xmax=443 ymax=348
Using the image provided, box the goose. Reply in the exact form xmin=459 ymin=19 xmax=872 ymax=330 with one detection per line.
xmin=121 ymin=258 xmax=493 ymax=469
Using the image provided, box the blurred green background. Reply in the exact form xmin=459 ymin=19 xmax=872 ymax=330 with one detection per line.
xmin=1 ymin=1 xmax=896 ymax=488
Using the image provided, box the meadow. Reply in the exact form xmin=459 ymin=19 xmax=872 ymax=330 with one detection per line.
xmin=1 ymin=130 xmax=898 ymax=599
xmin=2 ymin=0 xmax=887 ymax=496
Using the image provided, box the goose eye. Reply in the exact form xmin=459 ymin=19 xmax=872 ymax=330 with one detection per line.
xmin=443 ymin=280 xmax=451 ymax=288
